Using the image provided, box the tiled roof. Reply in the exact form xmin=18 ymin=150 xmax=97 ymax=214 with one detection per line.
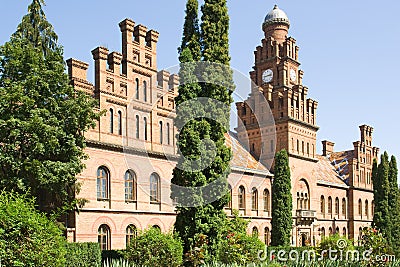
xmin=314 ymin=155 xmax=348 ymax=187
xmin=225 ymin=133 xmax=271 ymax=175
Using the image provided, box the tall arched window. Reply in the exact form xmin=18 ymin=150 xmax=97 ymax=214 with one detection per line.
xmin=252 ymin=226 xmax=258 ymax=237
xmin=135 ymin=115 xmax=140 ymax=139
xmin=118 ymin=111 xmax=122 ymax=135
xmin=263 ymin=189 xmax=270 ymax=213
xmin=328 ymin=197 xmax=332 ymax=216
xmin=335 ymin=197 xmax=339 ymax=215
xmin=321 ymin=227 xmax=325 ymax=238
xmin=150 ymin=173 xmax=160 ymax=203
xmin=159 ymin=121 xmax=163 ymax=144
xmin=98 ymin=224 xmax=111 ymax=250
xmin=143 ymin=80 xmax=147 ymax=102
xmin=167 ymin=123 xmax=171 ymax=145
xmin=358 ymin=199 xmax=362 ymax=217
xmin=264 ymin=227 xmax=270 ymax=245
xmin=126 ymin=224 xmax=137 ymax=247
xmin=143 ymin=117 xmax=148 ymax=141
xmin=320 ymin=196 xmax=325 ymax=215
xmin=135 ymin=78 xmax=139 ymax=99
xmin=372 ymin=200 xmax=375 ymax=217
xmin=97 ymin=167 xmax=109 ymax=200
xmin=238 ymin=186 xmax=245 ymax=210
xmin=343 ymin=227 xmax=347 ymax=238
xmin=124 ymin=170 xmax=136 ymax=202
xmin=297 ymin=140 xmax=299 ymax=152
xmin=329 ymin=227 xmax=333 ymax=236
xmin=365 ymin=200 xmax=369 ymax=218
xmin=109 ymin=108 xmax=114 ymax=134
xmin=252 ymin=188 xmax=258 ymax=211
xmin=342 ymin=198 xmax=346 ymax=218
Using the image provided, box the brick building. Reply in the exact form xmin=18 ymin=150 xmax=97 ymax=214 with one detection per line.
xmin=65 ymin=5 xmax=377 ymax=249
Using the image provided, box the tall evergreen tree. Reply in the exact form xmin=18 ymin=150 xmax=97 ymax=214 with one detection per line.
xmin=372 ymin=152 xmax=390 ymax=240
xmin=388 ymin=156 xmax=400 ymax=253
xmin=178 ymin=0 xmax=201 ymax=61
xmin=0 ymin=0 xmax=99 ymax=215
xmin=171 ymin=0 xmax=234 ymax=263
xmin=271 ymin=149 xmax=293 ymax=246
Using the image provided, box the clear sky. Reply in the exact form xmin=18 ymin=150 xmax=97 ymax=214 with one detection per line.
xmin=1 ymin=0 xmax=400 ymax=163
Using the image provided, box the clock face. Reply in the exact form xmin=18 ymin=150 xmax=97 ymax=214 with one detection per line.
xmin=262 ymin=69 xmax=273 ymax=83
xmin=290 ymin=68 xmax=297 ymax=82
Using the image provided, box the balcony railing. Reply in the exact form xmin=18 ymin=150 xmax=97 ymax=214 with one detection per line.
xmin=296 ymin=209 xmax=317 ymax=225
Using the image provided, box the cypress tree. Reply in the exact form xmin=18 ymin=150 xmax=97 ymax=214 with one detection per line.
xmin=388 ymin=156 xmax=400 ymax=253
xmin=171 ymin=0 xmax=234 ymax=263
xmin=0 ymin=0 xmax=99 ymax=215
xmin=372 ymin=152 xmax=390 ymax=240
xmin=271 ymin=149 xmax=293 ymax=246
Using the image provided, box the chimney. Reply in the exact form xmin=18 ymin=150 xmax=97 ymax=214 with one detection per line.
xmin=322 ymin=140 xmax=335 ymax=156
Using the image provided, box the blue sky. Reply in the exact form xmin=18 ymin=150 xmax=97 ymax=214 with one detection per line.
xmin=1 ymin=0 xmax=400 ymax=162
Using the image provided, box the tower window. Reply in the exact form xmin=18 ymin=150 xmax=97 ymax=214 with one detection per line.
xmin=118 ymin=111 xmax=122 ymax=135
xmin=143 ymin=80 xmax=147 ymax=102
xmin=109 ymin=108 xmax=114 ymax=134
xmin=159 ymin=121 xmax=163 ymax=144
xmin=167 ymin=123 xmax=171 ymax=145
xmin=144 ymin=117 xmax=148 ymax=141
xmin=135 ymin=78 xmax=139 ymax=99
xmin=135 ymin=115 xmax=140 ymax=139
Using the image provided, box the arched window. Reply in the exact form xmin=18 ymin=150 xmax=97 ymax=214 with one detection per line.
xmin=335 ymin=197 xmax=339 ymax=215
xmin=144 ymin=117 xmax=148 ymax=141
xmin=342 ymin=198 xmax=346 ymax=218
xmin=135 ymin=78 xmax=139 ymax=99
xmin=300 ymin=193 xmax=304 ymax=209
xmin=343 ymin=227 xmax=347 ymax=238
xmin=118 ymin=111 xmax=122 ymax=135
xmin=238 ymin=186 xmax=245 ymax=209
xmin=143 ymin=80 xmax=147 ymax=102
xmin=358 ymin=199 xmax=362 ymax=217
xmin=302 ymin=141 xmax=304 ymax=154
xmin=264 ymin=227 xmax=270 ymax=245
xmin=109 ymin=108 xmax=114 ymax=134
xmin=335 ymin=227 xmax=339 ymax=235
xmin=150 ymin=173 xmax=160 ymax=203
xmin=167 ymin=123 xmax=171 ymax=145
xmin=297 ymin=140 xmax=299 ymax=152
xmin=159 ymin=121 xmax=163 ymax=144
xmin=263 ymin=189 xmax=270 ymax=212
xmin=307 ymin=143 xmax=310 ymax=156
xmin=321 ymin=227 xmax=325 ymax=238
xmin=98 ymin=224 xmax=111 ymax=250
xmin=328 ymin=197 xmax=332 ymax=216
xmin=135 ymin=115 xmax=140 ymax=139
xmin=365 ymin=200 xmax=369 ymax=218
xmin=97 ymin=167 xmax=109 ymax=200
xmin=226 ymin=184 xmax=232 ymax=208
xmin=320 ymin=196 xmax=325 ymax=215
xmin=372 ymin=200 xmax=375 ymax=217
xmin=126 ymin=224 xmax=137 ymax=247
xmin=124 ymin=170 xmax=136 ymax=202
xmin=329 ymin=227 xmax=333 ymax=236
xmin=252 ymin=226 xmax=258 ymax=237
xmin=252 ymin=188 xmax=258 ymax=211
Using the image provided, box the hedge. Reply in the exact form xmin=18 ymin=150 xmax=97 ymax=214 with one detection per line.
xmin=65 ymin=242 xmax=102 ymax=267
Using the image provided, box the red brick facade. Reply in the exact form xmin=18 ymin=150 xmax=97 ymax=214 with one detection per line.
xmin=65 ymin=6 xmax=377 ymax=249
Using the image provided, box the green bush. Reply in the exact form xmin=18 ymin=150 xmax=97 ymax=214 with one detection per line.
xmin=0 ymin=191 xmax=66 ymax=266
xmin=102 ymin=250 xmax=125 ymax=262
xmin=319 ymin=234 xmax=354 ymax=254
xmin=217 ymin=211 xmax=265 ymax=265
xmin=65 ymin=242 xmax=102 ymax=267
xmin=124 ymin=227 xmax=183 ymax=267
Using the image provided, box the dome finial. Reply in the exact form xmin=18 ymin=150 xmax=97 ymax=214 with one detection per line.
xmin=273 ymin=4 xmax=278 ymax=9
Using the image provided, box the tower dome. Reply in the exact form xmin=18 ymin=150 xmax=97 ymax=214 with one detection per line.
xmin=263 ymin=5 xmax=290 ymax=27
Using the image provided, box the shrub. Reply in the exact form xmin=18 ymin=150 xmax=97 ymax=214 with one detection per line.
xmin=102 ymin=250 xmax=125 ymax=262
xmin=65 ymin=242 xmax=102 ymax=267
xmin=217 ymin=211 xmax=265 ymax=265
xmin=124 ymin=227 xmax=183 ymax=267
xmin=0 ymin=191 xmax=66 ymax=266
xmin=319 ymin=234 xmax=354 ymax=253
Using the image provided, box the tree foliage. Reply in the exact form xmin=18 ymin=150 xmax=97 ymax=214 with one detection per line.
xmin=125 ymin=228 xmax=183 ymax=267
xmin=0 ymin=0 xmax=99 ymax=214
xmin=271 ymin=149 xmax=293 ymax=246
xmin=171 ymin=0 xmax=235 ymax=263
xmin=0 ymin=191 xmax=66 ymax=266
xmin=372 ymin=152 xmax=400 ymax=255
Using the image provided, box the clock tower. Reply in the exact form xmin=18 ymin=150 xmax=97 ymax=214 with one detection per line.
xmin=236 ymin=5 xmax=319 ymax=167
